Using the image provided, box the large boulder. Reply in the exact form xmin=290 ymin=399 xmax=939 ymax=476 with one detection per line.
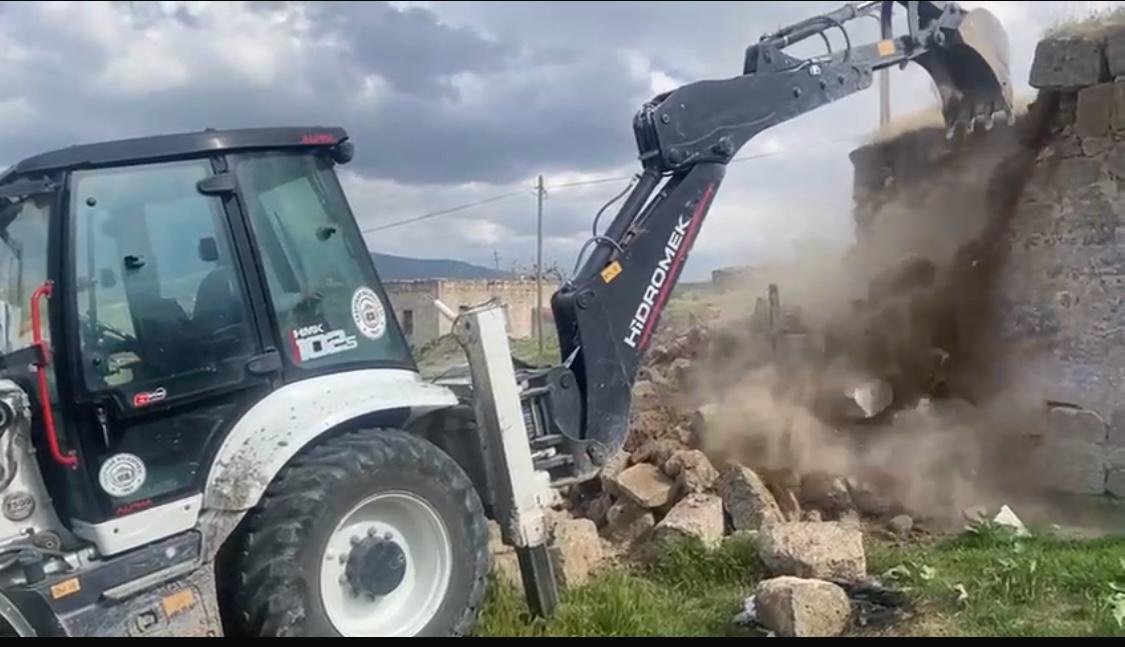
xmin=609 ymin=463 xmax=676 ymax=509
xmin=799 ymin=471 xmax=853 ymax=518
xmin=717 ymin=465 xmax=784 ymax=531
xmin=758 ymin=522 xmax=866 ymax=581
xmin=1030 ymin=35 xmax=1106 ymax=91
xmin=550 ymin=518 xmax=604 ymax=587
xmin=651 ymin=493 xmax=724 ymax=548
xmin=755 ymin=576 xmax=851 ymax=637
xmin=598 ymin=449 xmax=630 ymax=492
xmin=602 ymin=500 xmax=655 ymax=546
xmin=487 ymin=520 xmax=523 ymax=592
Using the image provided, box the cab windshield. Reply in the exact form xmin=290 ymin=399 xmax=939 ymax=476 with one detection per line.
xmin=231 ymin=151 xmax=411 ymax=370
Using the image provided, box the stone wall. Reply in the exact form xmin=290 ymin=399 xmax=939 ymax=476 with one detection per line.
xmin=1004 ymin=29 xmax=1125 ymax=497
xmin=383 ymin=280 xmax=443 ymax=347
xmin=385 ymin=278 xmax=558 ymax=347
xmin=845 ymin=27 xmax=1125 ymax=498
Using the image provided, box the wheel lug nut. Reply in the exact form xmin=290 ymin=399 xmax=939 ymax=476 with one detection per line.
xmin=338 ymin=574 xmax=348 ymax=585
xmin=367 ymin=527 xmax=377 ymax=537
xmin=383 ymin=532 xmax=393 ymax=541
xmin=350 ymin=535 xmax=360 ymax=546
xmin=339 ymin=554 xmax=347 ymax=564
xmin=366 ymin=593 xmax=376 ymax=601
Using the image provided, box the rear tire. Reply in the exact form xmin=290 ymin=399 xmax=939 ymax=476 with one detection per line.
xmin=235 ymin=428 xmax=489 ymax=637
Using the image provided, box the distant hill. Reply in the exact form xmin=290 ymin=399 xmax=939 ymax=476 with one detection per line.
xmin=371 ymin=252 xmax=514 ymax=281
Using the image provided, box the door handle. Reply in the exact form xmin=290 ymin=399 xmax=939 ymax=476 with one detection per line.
xmin=247 ymin=350 xmax=282 ymax=376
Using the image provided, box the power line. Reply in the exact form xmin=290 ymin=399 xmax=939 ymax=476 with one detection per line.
xmin=361 ymin=133 xmax=868 ymax=233
xmin=360 ymin=190 xmax=525 ymax=234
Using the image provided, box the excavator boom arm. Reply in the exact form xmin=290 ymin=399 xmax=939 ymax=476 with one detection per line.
xmin=540 ymin=1 xmax=1011 ymax=478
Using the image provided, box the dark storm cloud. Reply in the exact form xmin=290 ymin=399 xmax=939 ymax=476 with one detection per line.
xmin=303 ymin=1 xmax=509 ymax=100
xmin=0 ymin=1 xmax=653 ymax=185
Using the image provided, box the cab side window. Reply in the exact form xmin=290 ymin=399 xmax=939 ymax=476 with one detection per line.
xmin=72 ymin=160 xmax=255 ymax=404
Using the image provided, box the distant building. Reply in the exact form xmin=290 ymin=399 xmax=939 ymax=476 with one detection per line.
xmin=385 ymin=278 xmax=558 ymax=347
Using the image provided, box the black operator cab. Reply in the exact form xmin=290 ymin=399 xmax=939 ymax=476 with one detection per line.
xmin=0 ymin=127 xmax=413 ymax=530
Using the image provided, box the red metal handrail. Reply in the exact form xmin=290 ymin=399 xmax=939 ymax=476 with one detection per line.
xmin=30 ymin=281 xmax=77 ymax=468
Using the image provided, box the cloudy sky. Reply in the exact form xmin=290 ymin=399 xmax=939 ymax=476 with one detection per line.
xmin=1 ymin=1 xmax=1121 ymax=280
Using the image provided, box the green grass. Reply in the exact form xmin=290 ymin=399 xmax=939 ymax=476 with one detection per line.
xmin=476 ymin=533 xmax=765 ymax=637
xmin=477 ymin=527 xmax=1125 ymax=637
xmin=867 ymin=524 xmax=1125 ymax=637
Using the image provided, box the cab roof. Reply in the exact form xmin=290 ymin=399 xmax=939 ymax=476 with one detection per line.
xmin=4 ymin=126 xmax=349 ymax=179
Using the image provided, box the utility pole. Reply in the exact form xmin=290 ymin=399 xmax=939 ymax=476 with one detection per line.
xmin=879 ymin=69 xmax=890 ymax=128
xmin=493 ymin=249 xmax=501 ymax=271
xmin=879 ymin=2 xmax=892 ymax=128
xmin=536 ymin=175 xmax=545 ymax=356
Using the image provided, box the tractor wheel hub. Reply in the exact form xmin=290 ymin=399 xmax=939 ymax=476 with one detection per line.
xmin=345 ymin=536 xmax=407 ymax=597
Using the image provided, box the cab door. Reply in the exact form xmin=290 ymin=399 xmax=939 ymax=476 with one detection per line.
xmin=61 ymin=158 xmax=276 ymax=525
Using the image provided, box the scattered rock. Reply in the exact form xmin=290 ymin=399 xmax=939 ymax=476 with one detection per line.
xmin=838 ymin=509 xmax=862 ymax=531
xmin=848 ymin=482 xmax=892 ymax=517
xmin=1029 ymin=35 xmax=1106 ymax=91
xmin=584 ymin=492 xmax=614 ymax=527
xmin=690 ymin=403 xmax=718 ymax=444
xmin=652 ymin=493 xmax=724 ymax=548
xmin=633 ymin=379 xmax=659 ymax=404
xmin=603 ymin=500 xmax=655 ymax=545
xmin=778 ymin=488 xmax=802 ymax=522
xmin=609 ymin=463 xmax=676 ymax=509
xmin=992 ymin=504 xmax=1029 ymax=536
xmin=802 ymin=509 xmax=822 ymax=522
xmin=670 ymin=357 xmax=694 ymax=388
xmin=630 ymin=437 xmax=682 ymax=468
xmin=888 ymin=514 xmax=913 ymax=538
xmin=843 ymin=378 xmax=893 ymax=419
xmin=755 ymin=576 xmax=850 ymax=637
xmin=663 ymin=449 xmax=719 ymax=494
xmin=676 ymin=423 xmax=697 ymax=448
xmin=599 ymin=449 xmax=630 ymax=492
xmin=717 ymin=465 xmax=785 ymax=531
xmin=759 ymin=522 xmax=866 ymax=581
xmin=488 ymin=520 xmax=523 ymax=591
xmin=800 ymin=471 xmax=853 ymax=517
xmin=550 ymin=518 xmax=604 ymax=587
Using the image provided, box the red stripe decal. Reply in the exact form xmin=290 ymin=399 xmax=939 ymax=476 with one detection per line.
xmin=289 ymin=330 xmax=302 ymax=362
xmin=639 ymin=182 xmax=715 ymax=348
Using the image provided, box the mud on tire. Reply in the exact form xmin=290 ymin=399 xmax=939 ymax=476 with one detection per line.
xmin=234 ymin=428 xmax=489 ymax=637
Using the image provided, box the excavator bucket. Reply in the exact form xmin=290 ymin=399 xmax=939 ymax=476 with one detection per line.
xmin=915 ymin=7 xmax=1013 ymax=136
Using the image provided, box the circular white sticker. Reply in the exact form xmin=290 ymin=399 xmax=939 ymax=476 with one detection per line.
xmin=98 ymin=453 xmax=147 ymax=498
xmin=352 ymin=287 xmax=387 ymax=340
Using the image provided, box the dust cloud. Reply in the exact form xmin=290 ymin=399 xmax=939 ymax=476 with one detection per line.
xmin=678 ymin=98 xmax=1057 ymax=528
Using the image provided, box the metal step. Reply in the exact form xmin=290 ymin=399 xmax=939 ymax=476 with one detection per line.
xmin=533 ymin=453 xmax=574 ymax=472
xmin=530 ymin=434 xmax=565 ymax=451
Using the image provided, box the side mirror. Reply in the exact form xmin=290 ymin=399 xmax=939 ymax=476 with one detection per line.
xmin=99 ymin=268 xmax=117 ymax=288
xmin=198 ymin=237 xmax=219 ymax=262
xmin=330 ymin=141 xmax=354 ymax=165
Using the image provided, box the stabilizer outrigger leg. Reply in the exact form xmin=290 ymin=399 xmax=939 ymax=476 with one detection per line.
xmin=438 ymin=299 xmax=560 ymax=617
